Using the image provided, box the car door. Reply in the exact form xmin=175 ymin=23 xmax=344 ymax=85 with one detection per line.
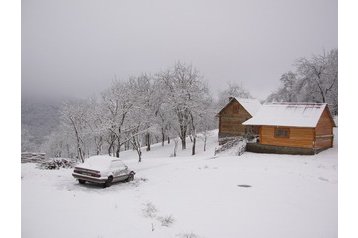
xmin=111 ymin=161 xmax=128 ymax=182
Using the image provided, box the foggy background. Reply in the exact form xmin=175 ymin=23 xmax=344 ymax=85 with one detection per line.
xmin=22 ymin=0 xmax=337 ymax=101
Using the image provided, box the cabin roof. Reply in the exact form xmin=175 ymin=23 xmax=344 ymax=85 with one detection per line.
xmin=218 ymin=97 xmax=261 ymax=116
xmin=243 ymin=103 xmax=335 ymax=127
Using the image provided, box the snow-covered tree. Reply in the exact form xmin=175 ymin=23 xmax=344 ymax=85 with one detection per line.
xmin=296 ymin=49 xmax=338 ymax=103
xmin=158 ymin=62 xmax=212 ymax=151
xmin=266 ymin=72 xmax=299 ymax=103
xmin=60 ymin=100 xmax=90 ymax=162
xmin=40 ymin=125 xmax=75 ymax=158
xmin=21 ymin=127 xmax=37 ymax=152
xmin=296 ymin=49 xmax=338 ymax=114
xmin=124 ymin=75 xmax=155 ymax=162
xmin=217 ymin=82 xmax=252 ymax=109
xmin=42 ymin=61 xmax=219 ymax=160
xmin=266 ymin=49 xmax=338 ymax=115
xmin=101 ymin=80 xmax=134 ymax=157
xmin=86 ymin=97 xmax=107 ymax=155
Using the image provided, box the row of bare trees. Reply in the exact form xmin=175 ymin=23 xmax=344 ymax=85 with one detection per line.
xmin=266 ymin=49 xmax=338 ymax=114
xmin=41 ymin=62 xmax=218 ymax=162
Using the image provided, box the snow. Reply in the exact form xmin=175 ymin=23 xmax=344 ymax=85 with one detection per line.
xmin=76 ymin=155 xmax=117 ymax=170
xmin=243 ymin=103 xmax=328 ymax=127
xmin=22 ymin=129 xmax=337 ymax=238
xmin=234 ymin=98 xmax=261 ymax=116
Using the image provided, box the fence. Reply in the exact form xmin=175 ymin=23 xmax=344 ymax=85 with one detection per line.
xmin=21 ymin=152 xmax=46 ymax=163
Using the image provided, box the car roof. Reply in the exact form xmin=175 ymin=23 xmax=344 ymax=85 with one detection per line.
xmin=79 ymin=155 xmax=124 ymax=170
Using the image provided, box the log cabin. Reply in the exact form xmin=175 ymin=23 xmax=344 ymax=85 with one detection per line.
xmin=242 ymin=103 xmax=336 ymax=154
xmin=217 ymin=97 xmax=261 ymax=144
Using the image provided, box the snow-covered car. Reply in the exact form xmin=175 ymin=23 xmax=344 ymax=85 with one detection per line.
xmin=72 ymin=155 xmax=135 ymax=188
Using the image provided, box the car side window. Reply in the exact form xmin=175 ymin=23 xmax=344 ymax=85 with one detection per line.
xmin=111 ymin=161 xmax=126 ymax=170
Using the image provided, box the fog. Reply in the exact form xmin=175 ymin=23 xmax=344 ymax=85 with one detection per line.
xmin=22 ymin=0 xmax=337 ymax=100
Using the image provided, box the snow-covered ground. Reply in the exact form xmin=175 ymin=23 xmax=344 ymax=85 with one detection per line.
xmin=22 ymin=129 xmax=337 ymax=238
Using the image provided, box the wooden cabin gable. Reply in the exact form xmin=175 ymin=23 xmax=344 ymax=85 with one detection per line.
xmin=314 ymin=106 xmax=335 ymax=149
xmin=315 ymin=106 xmax=335 ymax=135
xmin=218 ymin=100 xmax=253 ymax=136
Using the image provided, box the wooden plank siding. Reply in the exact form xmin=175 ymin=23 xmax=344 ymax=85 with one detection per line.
xmin=314 ymin=107 xmax=335 ymax=149
xmin=259 ymin=126 xmax=315 ymax=148
xmin=218 ymin=100 xmax=253 ymax=137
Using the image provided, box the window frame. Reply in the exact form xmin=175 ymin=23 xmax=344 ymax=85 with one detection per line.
xmin=274 ymin=127 xmax=290 ymax=138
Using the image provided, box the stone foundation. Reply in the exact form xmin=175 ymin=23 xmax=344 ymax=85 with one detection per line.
xmin=246 ymin=143 xmax=328 ymax=155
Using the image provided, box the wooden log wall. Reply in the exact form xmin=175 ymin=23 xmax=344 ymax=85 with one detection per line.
xmin=260 ymin=126 xmax=315 ymax=149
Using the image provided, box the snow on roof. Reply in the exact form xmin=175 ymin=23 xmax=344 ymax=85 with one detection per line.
xmin=234 ymin=98 xmax=262 ymax=116
xmin=242 ymin=103 xmax=328 ymax=127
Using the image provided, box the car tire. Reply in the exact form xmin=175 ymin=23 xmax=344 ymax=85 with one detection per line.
xmin=78 ymin=179 xmax=86 ymax=184
xmin=127 ymin=173 xmax=134 ymax=182
xmin=103 ymin=176 xmax=113 ymax=188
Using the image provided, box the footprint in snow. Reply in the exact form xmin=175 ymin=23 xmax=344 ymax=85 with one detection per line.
xmin=318 ymin=177 xmax=329 ymax=182
xmin=237 ymin=184 xmax=252 ymax=188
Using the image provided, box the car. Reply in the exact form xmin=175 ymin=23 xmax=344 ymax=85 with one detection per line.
xmin=72 ymin=155 xmax=135 ymax=188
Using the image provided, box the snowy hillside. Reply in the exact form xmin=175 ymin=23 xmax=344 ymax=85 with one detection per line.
xmin=22 ymin=129 xmax=337 ymax=238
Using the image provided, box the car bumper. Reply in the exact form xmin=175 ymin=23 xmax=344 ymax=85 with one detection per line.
xmin=72 ymin=173 xmax=107 ymax=184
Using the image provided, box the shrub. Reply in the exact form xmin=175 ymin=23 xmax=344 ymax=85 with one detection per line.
xmin=37 ymin=158 xmax=77 ymax=170
xmin=157 ymin=215 xmax=175 ymax=227
xmin=176 ymin=232 xmax=199 ymax=238
xmin=142 ymin=202 xmax=158 ymax=218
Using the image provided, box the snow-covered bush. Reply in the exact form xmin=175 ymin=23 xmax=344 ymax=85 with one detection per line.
xmin=37 ymin=158 xmax=77 ymax=170
xmin=176 ymin=233 xmax=199 ymax=238
xmin=157 ymin=215 xmax=175 ymax=227
xmin=142 ymin=202 xmax=158 ymax=218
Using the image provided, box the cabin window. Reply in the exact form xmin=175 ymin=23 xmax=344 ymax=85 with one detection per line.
xmin=232 ymin=104 xmax=240 ymax=113
xmin=274 ymin=128 xmax=290 ymax=138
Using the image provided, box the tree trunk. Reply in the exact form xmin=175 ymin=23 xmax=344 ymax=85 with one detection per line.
xmin=108 ymin=139 xmax=114 ymax=156
xmin=173 ymin=140 xmax=178 ymax=157
xmin=116 ymin=130 xmax=121 ymax=157
xmin=161 ymin=129 xmax=165 ymax=146
xmin=168 ymin=136 xmax=170 ymax=144
xmin=192 ymin=136 xmax=196 ymax=155
xmin=146 ymin=133 xmax=151 ymax=151
xmin=181 ymin=138 xmax=186 ymax=150
xmin=138 ymin=150 xmax=142 ymax=162
xmin=73 ymin=126 xmax=83 ymax=162
xmin=66 ymin=144 xmax=70 ymax=158
xmin=78 ymin=147 xmax=84 ymax=163
xmin=204 ymin=136 xmax=207 ymax=152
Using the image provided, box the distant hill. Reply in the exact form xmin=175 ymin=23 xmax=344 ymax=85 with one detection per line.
xmin=21 ymin=97 xmax=62 ymax=151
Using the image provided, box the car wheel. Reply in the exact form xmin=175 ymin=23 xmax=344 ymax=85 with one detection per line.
xmin=127 ymin=173 xmax=134 ymax=182
xmin=78 ymin=179 xmax=86 ymax=184
xmin=103 ymin=176 xmax=113 ymax=188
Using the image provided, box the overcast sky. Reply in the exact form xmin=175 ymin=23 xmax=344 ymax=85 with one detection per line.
xmin=22 ymin=0 xmax=337 ymax=101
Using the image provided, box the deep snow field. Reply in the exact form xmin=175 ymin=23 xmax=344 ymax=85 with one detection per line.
xmin=22 ymin=129 xmax=337 ymax=238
